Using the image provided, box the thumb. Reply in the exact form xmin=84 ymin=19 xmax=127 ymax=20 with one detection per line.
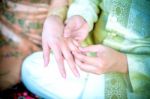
xmin=64 ymin=24 xmax=72 ymax=38
xmin=64 ymin=18 xmax=75 ymax=37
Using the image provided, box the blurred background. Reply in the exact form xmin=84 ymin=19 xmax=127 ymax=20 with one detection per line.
xmin=0 ymin=0 xmax=51 ymax=98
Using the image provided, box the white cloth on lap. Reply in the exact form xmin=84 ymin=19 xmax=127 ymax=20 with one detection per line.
xmin=21 ymin=51 xmax=105 ymax=99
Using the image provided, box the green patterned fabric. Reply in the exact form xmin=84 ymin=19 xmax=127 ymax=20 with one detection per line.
xmin=68 ymin=0 xmax=150 ymax=98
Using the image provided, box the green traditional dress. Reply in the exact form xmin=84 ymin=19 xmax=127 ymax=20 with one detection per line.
xmin=68 ymin=0 xmax=150 ymax=98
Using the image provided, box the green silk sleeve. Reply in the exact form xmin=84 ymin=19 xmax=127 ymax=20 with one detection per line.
xmin=126 ymin=54 xmax=150 ymax=99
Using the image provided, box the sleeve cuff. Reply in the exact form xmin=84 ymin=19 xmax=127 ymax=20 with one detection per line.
xmin=67 ymin=0 xmax=100 ymax=31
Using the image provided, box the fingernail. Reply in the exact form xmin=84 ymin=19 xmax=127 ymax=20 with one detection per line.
xmin=62 ymin=73 xmax=66 ymax=79
xmin=44 ymin=58 xmax=49 ymax=67
xmin=60 ymin=70 xmax=66 ymax=79
xmin=44 ymin=61 xmax=47 ymax=67
xmin=76 ymin=72 xmax=80 ymax=78
xmin=75 ymin=70 xmax=80 ymax=78
xmin=79 ymin=47 xmax=84 ymax=51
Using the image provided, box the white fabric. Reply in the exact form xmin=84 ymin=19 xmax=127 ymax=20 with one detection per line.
xmin=21 ymin=51 xmax=105 ymax=99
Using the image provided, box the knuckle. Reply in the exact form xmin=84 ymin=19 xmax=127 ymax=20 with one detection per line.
xmin=98 ymin=63 xmax=107 ymax=72
xmin=79 ymin=55 xmax=85 ymax=60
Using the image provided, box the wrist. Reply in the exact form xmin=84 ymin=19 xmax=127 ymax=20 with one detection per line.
xmin=47 ymin=6 xmax=68 ymax=22
xmin=44 ymin=15 xmax=64 ymax=32
xmin=117 ymin=53 xmax=128 ymax=73
xmin=46 ymin=15 xmax=63 ymax=23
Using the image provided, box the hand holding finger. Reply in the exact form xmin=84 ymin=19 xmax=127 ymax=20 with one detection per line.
xmin=61 ymin=39 xmax=80 ymax=77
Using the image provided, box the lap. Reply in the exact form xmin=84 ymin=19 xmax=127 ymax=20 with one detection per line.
xmin=21 ymin=51 xmax=104 ymax=99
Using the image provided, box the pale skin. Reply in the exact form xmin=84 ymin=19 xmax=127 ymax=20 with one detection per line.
xmin=42 ymin=0 xmax=128 ymax=78
xmin=42 ymin=0 xmax=81 ymax=78
xmin=65 ymin=16 xmax=128 ymax=74
xmin=73 ymin=45 xmax=128 ymax=74
xmin=66 ymin=16 xmax=128 ymax=74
